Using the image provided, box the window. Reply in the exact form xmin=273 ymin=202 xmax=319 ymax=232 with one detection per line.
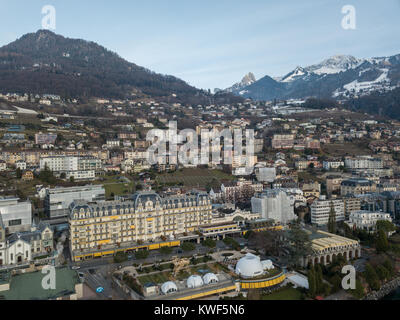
xmin=9 ymin=219 xmax=22 ymax=226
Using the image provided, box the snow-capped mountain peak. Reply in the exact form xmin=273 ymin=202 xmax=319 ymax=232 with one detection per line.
xmin=240 ymin=72 xmax=256 ymax=86
xmin=281 ymin=66 xmax=308 ymax=82
xmin=225 ymin=52 xmax=400 ymax=101
xmin=225 ymin=72 xmax=256 ymax=93
xmin=304 ymin=54 xmax=364 ymax=75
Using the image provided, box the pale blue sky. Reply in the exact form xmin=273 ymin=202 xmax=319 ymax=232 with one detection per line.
xmin=0 ymin=0 xmax=399 ymax=90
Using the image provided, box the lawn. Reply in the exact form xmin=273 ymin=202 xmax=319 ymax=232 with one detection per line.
xmin=1 ymin=268 xmax=79 ymax=300
xmin=137 ymin=262 xmax=219 ymax=285
xmin=322 ymin=141 xmax=371 ymax=157
xmin=262 ymin=287 xmax=303 ymax=300
xmin=104 ymin=183 xmax=132 ymax=198
xmin=137 ymin=272 xmax=171 ymax=285
xmin=93 ymin=175 xmax=135 ymax=198
xmin=175 ymin=270 xmax=191 ymax=281
xmin=156 ymin=168 xmax=234 ymax=188
xmin=264 ymin=268 xmax=282 ymax=278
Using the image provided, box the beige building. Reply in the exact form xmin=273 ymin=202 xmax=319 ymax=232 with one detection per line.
xmin=271 ymin=134 xmax=295 ymax=149
xmin=341 ymin=178 xmax=376 ymax=196
xmin=343 ymin=196 xmax=361 ymax=219
xmin=69 ymin=191 xmax=212 ymax=261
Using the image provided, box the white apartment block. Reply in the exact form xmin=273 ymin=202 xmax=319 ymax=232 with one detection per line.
xmin=40 ymin=156 xmax=78 ymax=172
xmin=323 ymin=160 xmax=344 ymax=170
xmin=106 ymin=140 xmax=120 ymax=148
xmin=346 ymin=210 xmax=392 ymax=231
xmin=311 ymin=197 xmax=345 ymax=226
xmin=15 ymin=161 xmax=27 ymax=170
xmin=344 ymin=156 xmax=383 ymax=170
xmin=124 ymin=150 xmax=149 ymax=161
xmin=251 ymin=189 xmax=296 ymax=224
xmin=66 ymin=170 xmax=95 ymax=181
xmin=40 ymin=156 xmax=102 ymax=180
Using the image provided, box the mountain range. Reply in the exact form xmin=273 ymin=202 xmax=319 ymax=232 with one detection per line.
xmin=0 ymin=30 xmax=242 ymax=105
xmin=1 ymin=30 xmax=399 ymax=108
xmin=225 ymin=54 xmax=400 ymax=101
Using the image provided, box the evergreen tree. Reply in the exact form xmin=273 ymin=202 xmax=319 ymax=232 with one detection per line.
xmin=376 ymin=229 xmax=389 ymax=253
xmin=376 ymin=220 xmax=396 ymax=234
xmin=383 ymin=259 xmax=394 ymax=277
xmin=308 ymin=266 xmax=317 ymax=297
xmin=315 ymin=264 xmax=324 ymax=294
xmin=287 ymin=223 xmax=312 ymax=267
xmin=15 ymin=167 xmax=22 ymax=179
xmin=330 ymin=274 xmax=342 ymax=293
xmin=349 ymin=278 xmax=365 ymax=299
xmin=376 ymin=265 xmax=390 ymax=281
xmin=328 ymin=201 xmax=336 ymax=234
xmin=365 ymin=264 xmax=381 ymax=291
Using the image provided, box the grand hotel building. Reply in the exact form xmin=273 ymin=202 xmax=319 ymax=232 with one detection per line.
xmin=69 ymin=191 xmax=212 ymax=261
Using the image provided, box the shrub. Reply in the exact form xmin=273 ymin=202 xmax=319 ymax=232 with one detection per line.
xmin=159 ymin=246 xmax=173 ymax=255
xmin=181 ymin=242 xmax=196 ymax=252
xmin=202 ymin=238 xmax=216 ymax=248
xmin=114 ymin=251 xmax=128 ymax=263
xmin=135 ymin=250 xmax=149 ymax=260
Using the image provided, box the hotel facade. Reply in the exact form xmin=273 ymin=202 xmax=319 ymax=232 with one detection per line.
xmin=69 ymin=191 xmax=212 ymax=261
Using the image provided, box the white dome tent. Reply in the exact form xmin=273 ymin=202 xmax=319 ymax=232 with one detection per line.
xmin=261 ymin=259 xmax=274 ymax=270
xmin=161 ymin=281 xmax=178 ymax=294
xmin=187 ymin=275 xmax=204 ymax=288
xmin=203 ymin=273 xmax=219 ymax=285
xmin=235 ymin=253 xmax=264 ymax=278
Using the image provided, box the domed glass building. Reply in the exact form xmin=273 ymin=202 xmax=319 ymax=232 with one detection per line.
xmin=235 ymin=253 xmax=265 ymax=279
xmin=187 ymin=275 xmax=204 ymax=288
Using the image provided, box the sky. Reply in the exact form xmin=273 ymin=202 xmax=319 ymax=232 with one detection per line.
xmin=0 ymin=0 xmax=399 ymax=90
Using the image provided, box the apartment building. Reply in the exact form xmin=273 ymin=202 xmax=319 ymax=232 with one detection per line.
xmin=0 ymin=197 xmax=32 ymax=234
xmin=39 ymin=156 xmax=102 ymax=180
xmin=45 ymin=185 xmax=106 ymax=219
xmin=344 ymin=156 xmax=383 ymax=170
xmin=311 ymin=197 xmax=345 ymax=226
xmin=35 ymin=133 xmax=57 ymax=145
xmin=343 ymin=196 xmax=361 ymax=219
xmin=323 ymin=159 xmax=344 ymax=170
xmin=346 ymin=210 xmax=392 ymax=231
xmin=271 ymin=134 xmax=295 ymax=149
xmin=341 ymin=178 xmax=376 ymax=196
xmin=326 ymin=175 xmax=343 ymax=197
xmin=251 ymin=189 xmax=296 ymax=224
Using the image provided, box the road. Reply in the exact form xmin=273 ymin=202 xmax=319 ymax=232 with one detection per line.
xmin=68 ymin=240 xmax=233 ymax=299
xmin=48 ymin=113 xmax=136 ymax=121
xmin=71 ymin=242 xmax=227 ymax=270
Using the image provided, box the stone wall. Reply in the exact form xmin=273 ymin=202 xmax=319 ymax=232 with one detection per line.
xmin=364 ymin=277 xmax=400 ymax=300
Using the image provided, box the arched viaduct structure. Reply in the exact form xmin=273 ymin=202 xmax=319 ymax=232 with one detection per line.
xmin=301 ymin=230 xmax=361 ymax=267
